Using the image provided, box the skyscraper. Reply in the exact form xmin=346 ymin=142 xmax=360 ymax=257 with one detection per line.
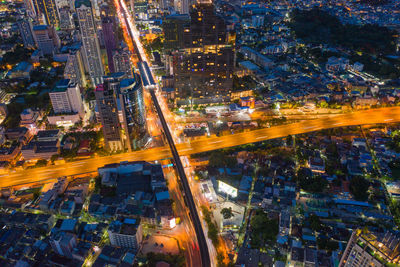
xmin=35 ymin=0 xmax=59 ymax=27
xmin=76 ymin=0 xmax=104 ymax=85
xmin=95 ymin=73 xmax=146 ymax=152
xmin=102 ymin=17 xmax=117 ymax=73
xmin=23 ymin=0 xmax=38 ymax=19
xmin=33 ymin=25 xmax=60 ymax=55
xmin=58 ymin=6 xmax=74 ymax=30
xmin=95 ymin=73 xmax=125 ymax=151
xmin=172 ymin=2 xmax=234 ymax=105
xmin=49 ymin=79 xmax=84 ymax=116
xmin=64 ymin=49 xmax=86 ymax=87
xmin=17 ymin=20 xmax=36 ymax=48
xmin=112 ymin=49 xmax=132 ymax=76
xmin=118 ymin=74 xmax=146 ymax=151
xmin=162 ymin=14 xmax=190 ymax=52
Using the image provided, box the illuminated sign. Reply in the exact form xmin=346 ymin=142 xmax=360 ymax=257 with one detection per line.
xmin=218 ymin=180 xmax=237 ymax=198
xmin=169 ymin=217 xmax=176 ymax=229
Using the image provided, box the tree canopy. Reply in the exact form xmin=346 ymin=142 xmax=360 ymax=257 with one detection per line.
xmin=350 ymin=176 xmax=370 ymax=201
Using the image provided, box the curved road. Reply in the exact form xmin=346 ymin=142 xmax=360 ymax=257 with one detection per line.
xmin=1 ymin=106 xmax=400 ymax=188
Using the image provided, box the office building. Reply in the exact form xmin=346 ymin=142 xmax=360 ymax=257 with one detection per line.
xmin=118 ymin=75 xmax=146 ymax=151
xmin=95 ymin=73 xmax=146 ymax=152
xmin=64 ymin=49 xmax=86 ymax=86
xmin=33 ymin=25 xmax=60 ymax=56
xmin=112 ymin=49 xmax=132 ymax=76
xmin=172 ymin=3 xmax=234 ymax=105
xmin=50 ymin=232 xmax=77 ymax=258
xmin=95 ymin=73 xmax=125 ymax=151
xmin=340 ymin=229 xmax=400 ymax=267
xmin=35 ymin=0 xmax=59 ymax=27
xmin=102 ymin=17 xmax=117 ymax=73
xmin=108 ymin=218 xmax=143 ymax=249
xmin=162 ymin=14 xmax=190 ymax=51
xmin=76 ymin=0 xmax=104 ymax=85
xmin=17 ymin=20 xmax=36 ymax=48
xmin=49 ymin=79 xmax=84 ymax=115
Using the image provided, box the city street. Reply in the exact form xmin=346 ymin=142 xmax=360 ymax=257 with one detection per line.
xmin=1 ymin=106 xmax=399 ymax=188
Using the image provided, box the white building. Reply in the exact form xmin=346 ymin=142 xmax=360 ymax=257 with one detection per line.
xmin=49 ymin=79 xmax=84 ymax=116
xmin=108 ymin=218 xmax=143 ymax=249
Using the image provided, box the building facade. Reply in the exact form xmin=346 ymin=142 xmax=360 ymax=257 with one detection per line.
xmin=172 ymin=3 xmax=234 ymax=106
xmin=101 ymin=16 xmax=117 ymax=73
xmin=17 ymin=20 xmax=36 ymax=48
xmin=95 ymin=73 xmax=146 ymax=152
xmin=112 ymin=49 xmax=132 ymax=77
xmin=35 ymin=0 xmax=59 ymax=27
xmin=340 ymin=229 xmax=400 ymax=267
xmin=95 ymin=73 xmax=125 ymax=151
xmin=76 ymin=0 xmax=104 ymax=85
xmin=33 ymin=25 xmax=60 ymax=55
xmin=63 ymin=49 xmax=86 ymax=87
xmin=118 ymin=75 xmax=146 ymax=151
xmin=108 ymin=218 xmax=143 ymax=249
xmin=49 ymin=79 xmax=84 ymax=115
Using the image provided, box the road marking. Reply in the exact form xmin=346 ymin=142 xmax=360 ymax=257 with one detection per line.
xmin=385 ymin=119 xmax=394 ymax=122
xmin=332 ymin=122 xmax=343 ymax=126
xmin=70 ymin=162 xmax=86 ymax=166
xmin=179 ymin=148 xmax=193 ymax=152
xmin=37 ymin=169 xmax=55 ymax=173
xmin=303 ymin=126 xmax=316 ymax=130
xmin=256 ymin=136 xmax=268 ymax=139
xmin=209 ymin=140 xmax=222 ymax=144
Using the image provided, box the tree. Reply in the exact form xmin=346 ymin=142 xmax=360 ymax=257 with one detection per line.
xmin=250 ymin=210 xmax=279 ymax=248
xmin=296 ymin=168 xmax=328 ymax=193
xmin=309 ymin=214 xmax=322 ymax=232
xmin=50 ymin=154 xmax=59 ymax=163
xmin=35 ymin=159 xmax=48 ymax=168
xmin=350 ymin=176 xmax=370 ymax=201
xmin=220 ymin=207 xmax=234 ymax=219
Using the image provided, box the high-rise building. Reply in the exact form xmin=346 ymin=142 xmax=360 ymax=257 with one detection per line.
xmin=112 ymin=49 xmax=132 ymax=76
xmin=58 ymin=6 xmax=74 ymax=30
xmin=50 ymin=232 xmax=77 ymax=258
xmin=95 ymin=73 xmax=125 ymax=151
xmin=49 ymin=79 xmax=84 ymax=115
xmin=35 ymin=0 xmax=59 ymax=27
xmin=101 ymin=17 xmax=117 ymax=73
xmin=95 ymin=73 xmax=146 ymax=152
xmin=17 ymin=20 xmax=36 ymax=48
xmin=33 ymin=25 xmax=60 ymax=55
xmin=23 ymin=0 xmax=38 ymax=19
xmin=172 ymin=2 xmax=234 ymax=105
xmin=118 ymin=75 xmax=146 ymax=151
xmin=64 ymin=49 xmax=86 ymax=86
xmin=76 ymin=0 xmax=104 ymax=85
xmin=162 ymin=14 xmax=190 ymax=51
xmin=339 ymin=229 xmax=400 ymax=267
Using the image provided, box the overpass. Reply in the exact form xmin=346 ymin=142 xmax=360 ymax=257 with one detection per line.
xmin=2 ymin=106 xmax=400 ymax=189
xmin=117 ymin=1 xmax=211 ymax=265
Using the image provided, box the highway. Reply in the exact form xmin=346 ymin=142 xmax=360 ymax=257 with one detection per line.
xmin=2 ymin=106 xmax=400 ymax=189
xmin=150 ymin=89 xmax=211 ymax=267
xmin=115 ymin=1 xmax=210 ymax=266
